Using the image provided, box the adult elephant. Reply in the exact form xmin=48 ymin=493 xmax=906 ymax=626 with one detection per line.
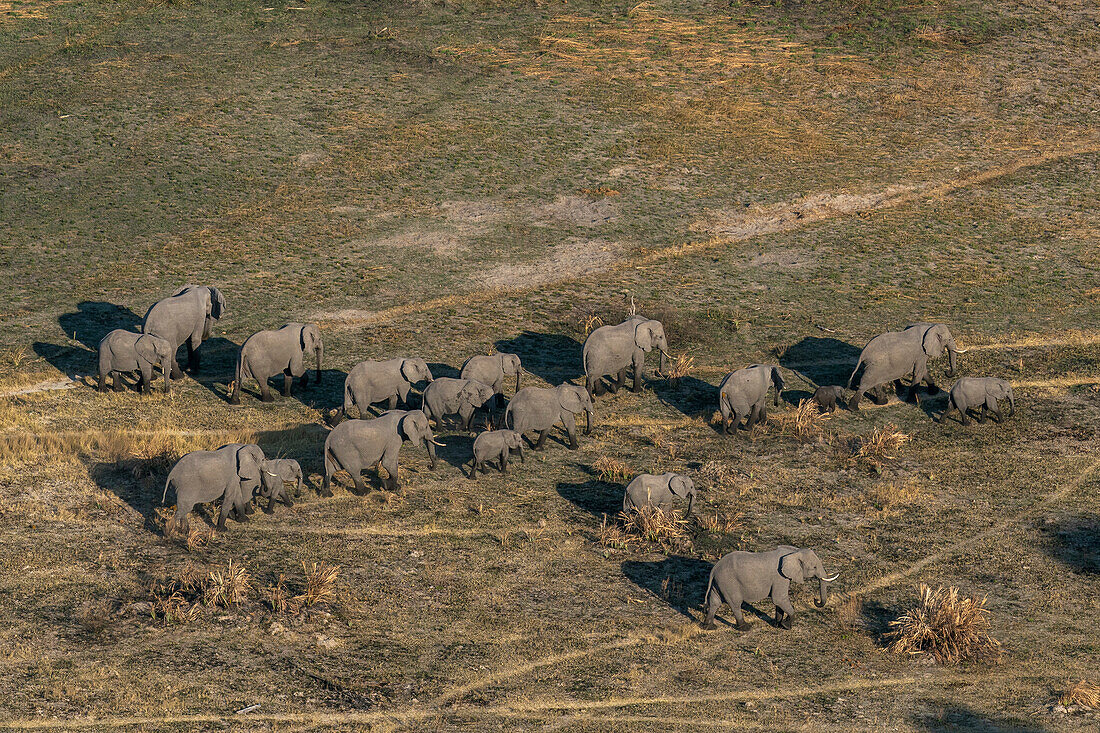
xmin=717 ymin=365 xmax=783 ymax=434
xmin=97 ymin=330 xmax=173 ymax=394
xmin=505 ymin=384 xmax=594 ymax=450
xmin=460 ymin=352 xmax=522 ymax=407
xmin=322 ymin=409 xmax=440 ymax=495
xmin=421 ymin=377 xmax=497 ymax=431
xmin=162 ymin=443 xmax=267 ymax=534
xmin=142 ymin=285 xmax=225 ymax=379
xmin=847 ymin=323 xmax=966 ymax=410
xmin=582 ymin=315 xmax=670 ymax=398
xmin=229 ymin=323 xmax=323 ymax=404
xmin=342 ymin=357 xmax=434 ymax=418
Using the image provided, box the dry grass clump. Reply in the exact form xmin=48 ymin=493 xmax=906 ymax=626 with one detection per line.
xmin=665 ymin=352 xmax=694 ymax=382
xmin=203 ymin=561 xmax=253 ymax=608
xmin=620 ymin=506 xmax=690 ymax=544
xmin=1059 ymin=680 xmax=1100 ymax=709
xmin=594 ymin=456 xmax=632 ymax=484
xmin=597 ymin=514 xmax=636 ymax=551
xmin=696 ymin=510 xmax=739 ymax=534
xmin=887 ymin=585 xmax=1001 ymax=665
xmin=868 ymin=478 xmax=923 ymax=510
xmin=697 ymin=460 xmax=756 ymax=496
xmin=296 ymin=562 xmax=341 ymax=609
xmin=850 ymin=424 xmax=911 ymax=470
xmin=772 ymin=399 xmax=832 ymax=441
xmin=186 ymin=525 xmax=216 ymax=552
xmin=582 ymin=313 xmax=604 ymax=335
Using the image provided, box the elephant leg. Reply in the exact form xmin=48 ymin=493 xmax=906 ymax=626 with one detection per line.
xmin=459 ymin=405 xmax=475 ymax=431
xmin=496 ymin=392 xmax=506 ymax=409
xmin=745 ymin=405 xmax=760 ymax=430
xmin=112 ymin=372 xmax=124 ymax=392
xmin=871 ymin=385 xmax=889 ymax=405
xmin=170 ymin=354 xmax=183 ymax=380
xmin=381 ymin=454 xmax=400 ymax=491
xmin=703 ymin=586 xmax=722 ymax=630
xmin=516 ymin=446 xmax=525 ymax=463
xmin=215 ymin=503 xmax=228 ymax=532
xmin=632 ymin=359 xmax=643 ymax=393
xmin=774 ymin=595 xmax=796 ymax=630
xmin=283 ymin=374 xmax=293 ymax=397
xmin=388 ymin=395 xmax=398 ymax=411
xmin=561 ymin=413 xmax=579 ymax=449
xmin=260 ymin=381 xmax=275 ymax=403
xmin=467 ymin=461 xmax=479 ymax=480
xmin=759 ymin=403 xmax=769 ymax=425
xmin=848 ymin=390 xmax=863 ymax=411
xmin=264 ymin=496 xmax=276 ymax=514
xmin=186 ymin=341 xmax=199 ymax=373
xmin=350 ymin=469 xmax=369 ymax=495
xmin=97 ymin=371 xmax=108 ymax=392
xmin=282 ymin=491 xmax=293 ymax=508
xmin=590 ymin=376 xmax=606 ymax=397
xmin=500 ymin=453 xmax=508 ymax=474
xmin=960 ymin=405 xmax=973 ymax=426
xmin=534 ymin=429 xmax=549 ymax=451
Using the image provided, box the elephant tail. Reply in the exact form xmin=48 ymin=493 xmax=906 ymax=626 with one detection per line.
xmin=846 ymin=357 xmax=865 ymax=390
xmin=718 ymin=389 xmax=732 ymax=420
xmin=704 ymin=566 xmax=716 ymax=607
xmin=162 ymin=474 xmax=173 ymax=504
xmin=343 ymin=382 xmax=355 ymax=416
xmin=504 ymin=403 xmax=515 ymax=431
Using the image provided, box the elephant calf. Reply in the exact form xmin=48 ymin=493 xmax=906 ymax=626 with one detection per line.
xmin=230 ymin=323 xmax=323 ymax=404
xmin=937 ymin=377 xmax=1015 ymax=425
xmin=468 ymin=429 xmax=525 ymax=479
xmin=163 ymin=443 xmax=269 ymax=534
xmin=718 ymin=365 xmax=784 ymax=434
xmin=97 ymin=330 xmax=173 ymax=394
xmin=257 ymin=458 xmax=303 ymax=512
xmin=622 ymin=472 xmax=696 ymax=514
xmin=812 ymin=385 xmax=846 ymax=412
xmin=461 ymin=352 xmax=522 ymax=408
xmin=703 ymin=546 xmax=838 ymax=630
xmin=422 ymin=377 xmax=497 ymax=431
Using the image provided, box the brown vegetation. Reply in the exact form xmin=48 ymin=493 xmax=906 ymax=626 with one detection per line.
xmin=887 ymin=585 xmax=1001 ymax=665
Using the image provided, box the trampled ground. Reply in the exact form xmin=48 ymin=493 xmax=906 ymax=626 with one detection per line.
xmin=1 ymin=0 xmax=1099 ymax=730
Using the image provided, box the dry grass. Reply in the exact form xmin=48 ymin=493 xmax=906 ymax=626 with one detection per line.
xmin=597 ymin=514 xmax=637 ymax=551
xmin=263 ymin=574 xmax=297 ymax=615
xmin=202 ymin=561 xmax=253 ymax=608
xmin=665 ymin=352 xmax=694 ymax=384
xmin=1059 ymin=680 xmax=1100 ymax=709
xmin=887 ymin=585 xmax=1002 ymax=665
xmin=582 ymin=313 xmax=604 ymax=335
xmin=594 ymin=456 xmax=632 ymax=484
xmin=0 ymin=428 xmax=257 ymax=467
xmin=868 ymin=478 xmax=923 ymax=510
xmin=695 ymin=510 xmax=739 ymax=534
xmin=295 ymin=562 xmax=341 ymax=609
xmin=850 ymin=424 xmax=911 ymax=471
xmin=697 ymin=460 xmax=754 ymax=496
xmin=185 ymin=525 xmax=216 ymax=552
xmin=771 ymin=399 xmax=832 ymax=441
xmin=619 ymin=506 xmax=690 ymax=545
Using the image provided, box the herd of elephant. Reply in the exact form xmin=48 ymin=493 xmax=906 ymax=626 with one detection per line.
xmin=95 ymin=285 xmax=1016 ymax=630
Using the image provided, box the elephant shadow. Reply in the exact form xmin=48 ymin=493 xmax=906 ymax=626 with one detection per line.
xmin=34 ymin=301 xmax=144 ymax=378
xmin=779 ymin=336 xmax=861 ymax=389
xmin=912 ymin=704 xmax=1047 ymax=732
xmin=1039 ymin=514 xmax=1099 ymax=575
xmin=428 ymin=362 xmax=460 ymax=380
xmin=494 ymin=331 xmax=584 ymax=386
xmin=651 ymin=375 xmax=715 ymax=418
xmin=556 ymin=477 xmax=623 ymax=518
xmin=432 ymin=432 xmax=476 ymax=474
xmin=87 ymin=458 xmax=174 ymax=533
xmin=620 ymin=556 xmax=713 ymax=621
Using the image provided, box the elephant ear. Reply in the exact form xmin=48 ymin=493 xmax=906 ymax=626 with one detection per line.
xmin=135 ymin=335 xmax=158 ymax=363
xmin=300 ymin=324 xmax=322 ymax=352
xmin=633 ymin=321 xmax=656 ymax=351
xmin=559 ymin=386 xmax=585 ymax=413
xmin=922 ymin=324 xmax=948 ymax=357
xmin=669 ymin=475 xmax=693 ymax=498
xmin=399 ymin=412 xmax=427 ymax=442
xmin=459 ymin=382 xmax=484 ymax=405
xmin=779 ymin=551 xmax=805 ymax=584
xmin=209 ymin=287 xmax=225 ymax=320
xmin=508 ymin=353 xmax=522 ymax=374
xmin=236 ymin=445 xmax=263 ymax=482
xmin=400 ymin=359 xmax=418 ymax=382
xmin=770 ymin=367 xmax=785 ymax=392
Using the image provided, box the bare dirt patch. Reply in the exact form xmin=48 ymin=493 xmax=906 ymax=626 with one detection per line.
xmin=355 ymin=229 xmax=465 ymax=257
xmin=478 ymin=239 xmax=625 ymax=288
xmin=440 ymin=200 xmax=507 ymax=224
xmin=534 ymin=195 xmax=616 ymax=227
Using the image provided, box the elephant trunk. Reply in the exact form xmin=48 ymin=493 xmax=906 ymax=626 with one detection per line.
xmin=946 ymin=343 xmax=958 ymax=376
xmin=658 ymin=350 xmax=669 ymax=378
xmin=315 ymin=345 xmax=323 ymax=385
xmin=685 ymin=493 xmax=694 ymax=516
xmin=814 ymin=576 xmax=829 ymax=608
xmin=515 ymin=370 xmax=521 ymax=393
xmin=424 ymin=438 xmax=437 ymax=470
xmin=162 ymin=358 xmax=171 ymax=394
xmin=584 ymin=407 xmax=593 ymax=435
xmin=1008 ymin=388 xmax=1016 ymax=416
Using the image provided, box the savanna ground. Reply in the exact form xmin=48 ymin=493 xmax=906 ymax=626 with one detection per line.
xmin=1 ymin=0 xmax=1099 ymax=729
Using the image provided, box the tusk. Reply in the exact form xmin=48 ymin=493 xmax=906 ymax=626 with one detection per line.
xmin=823 ymin=572 xmax=839 ymax=582
xmin=429 ymin=438 xmax=445 ymax=446
xmin=954 ymin=348 xmax=969 ymax=354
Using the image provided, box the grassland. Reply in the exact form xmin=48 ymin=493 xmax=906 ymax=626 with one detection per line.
xmin=1 ymin=0 xmax=1099 ymax=730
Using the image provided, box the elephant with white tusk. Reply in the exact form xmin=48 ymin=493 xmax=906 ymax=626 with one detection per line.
xmin=505 ymin=384 xmax=594 ymax=451
xmin=703 ymin=546 xmax=838 ymax=630
xmin=717 ymin=365 xmax=784 ymax=434
xmin=622 ymin=472 xmax=696 ymax=515
xmin=848 ymin=323 xmax=966 ymax=410
xmin=142 ymin=285 xmax=225 ymax=379
xmin=936 ymin=377 xmax=1015 ymax=426
xmin=162 ymin=443 xmax=265 ymax=534
xmin=421 ymin=377 xmax=498 ymax=431
xmin=342 ymin=357 xmax=433 ymax=419
xmin=229 ymin=323 xmax=323 ymax=404
xmin=97 ymin=330 xmax=173 ymax=394
xmin=461 ymin=352 xmax=522 ymax=408
xmin=322 ymin=409 xmax=440 ymax=495
xmin=582 ymin=315 xmax=670 ymax=398
xmin=256 ymin=458 xmax=303 ymax=513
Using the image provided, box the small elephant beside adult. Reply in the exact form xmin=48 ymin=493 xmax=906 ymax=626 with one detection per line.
xmin=583 ymin=316 xmax=670 ymax=398
xmin=936 ymin=377 xmax=1015 ymax=425
xmin=97 ymin=330 xmax=173 ymax=394
xmin=718 ymin=365 xmax=784 ymax=434
xmin=343 ymin=357 xmax=433 ymax=418
xmin=256 ymin=458 xmax=304 ymax=512
xmin=848 ymin=323 xmax=966 ymax=410
xmin=703 ymin=546 xmax=838 ymax=630
xmin=142 ymin=285 xmax=225 ymax=379
xmin=622 ymin=472 xmax=695 ymax=515
xmin=461 ymin=352 xmax=522 ymax=407
xmin=322 ymin=409 xmax=441 ymax=495
xmin=467 ymin=429 xmax=525 ymax=479
xmin=229 ymin=323 xmax=323 ymax=404
xmin=505 ymin=384 xmax=595 ymax=450
xmin=422 ymin=377 xmax=497 ymax=431
xmin=163 ymin=443 xmax=276 ymax=534
xmin=812 ymin=385 xmax=847 ymax=413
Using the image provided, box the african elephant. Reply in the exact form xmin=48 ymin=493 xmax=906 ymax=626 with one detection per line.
xmin=718 ymin=365 xmax=784 ymax=434
xmin=229 ymin=323 xmax=323 ymax=404
xmin=422 ymin=377 xmax=497 ymax=431
xmin=622 ymin=472 xmax=695 ymax=515
xmin=703 ymin=546 xmax=838 ymax=630
xmin=97 ymin=330 xmax=173 ymax=394
xmin=812 ymin=385 xmax=846 ymax=413
xmin=322 ymin=409 xmax=441 ymax=495
xmin=162 ymin=443 xmax=265 ymax=534
xmin=937 ymin=377 xmax=1015 ymax=425
xmin=467 ymin=429 xmax=525 ymax=479
xmin=343 ymin=357 xmax=433 ymax=418
xmin=505 ymin=384 xmax=594 ymax=450
xmin=582 ymin=315 xmax=670 ymax=397
xmin=142 ymin=285 xmax=225 ymax=379
xmin=256 ymin=458 xmax=303 ymax=512
xmin=461 ymin=352 xmax=522 ymax=407
xmin=848 ymin=323 xmax=966 ymax=410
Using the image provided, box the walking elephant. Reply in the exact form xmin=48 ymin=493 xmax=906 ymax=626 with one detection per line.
xmin=460 ymin=352 xmax=522 ymax=407
xmin=622 ymin=472 xmax=695 ymax=514
xmin=717 ymin=365 xmax=784 ymax=434
xmin=422 ymin=377 xmax=497 ymax=431
xmin=229 ymin=323 xmax=323 ymax=404
xmin=342 ymin=357 xmax=433 ymax=418
xmin=322 ymin=409 xmax=441 ymax=495
xmin=505 ymin=384 xmax=594 ymax=450
xmin=256 ymin=458 xmax=303 ymax=512
xmin=162 ymin=443 xmax=265 ymax=534
xmin=142 ymin=285 xmax=225 ymax=379
xmin=848 ymin=323 xmax=966 ymax=410
xmin=703 ymin=546 xmax=838 ymax=630
xmin=97 ymin=330 xmax=173 ymax=394
xmin=936 ymin=377 xmax=1015 ymax=425
xmin=582 ymin=316 xmax=670 ymax=398
xmin=467 ymin=429 xmax=525 ymax=479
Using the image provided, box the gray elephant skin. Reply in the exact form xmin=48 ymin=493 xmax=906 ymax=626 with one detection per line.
xmin=97 ymin=330 xmax=173 ymax=394
xmin=703 ymin=546 xmax=838 ymax=630
xmin=461 ymin=352 xmax=522 ymax=407
xmin=718 ymin=365 xmax=784 ymax=434
xmin=848 ymin=323 xmax=966 ymax=410
xmin=229 ymin=323 xmax=323 ymax=404
xmin=163 ymin=443 xmax=266 ymax=533
xmin=257 ymin=458 xmax=303 ymax=512
xmin=343 ymin=357 xmax=433 ymax=418
xmin=422 ymin=377 xmax=497 ymax=431
xmin=622 ymin=472 xmax=695 ymax=515
xmin=937 ymin=377 xmax=1015 ymax=425
xmin=582 ymin=316 xmax=670 ymax=397
xmin=142 ymin=285 xmax=225 ymax=379
xmin=322 ymin=409 xmax=440 ymax=495
xmin=812 ymin=385 xmax=846 ymax=412
xmin=505 ymin=384 xmax=594 ymax=450
xmin=467 ymin=429 xmax=525 ymax=479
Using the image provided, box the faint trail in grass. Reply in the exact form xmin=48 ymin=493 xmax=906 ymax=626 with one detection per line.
xmin=0 ymin=380 xmax=77 ymax=397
